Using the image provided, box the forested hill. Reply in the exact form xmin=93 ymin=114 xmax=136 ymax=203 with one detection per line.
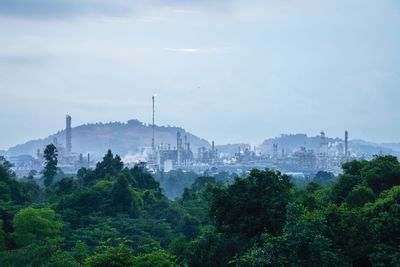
xmin=5 ymin=119 xmax=210 ymax=157
xmin=0 ymin=151 xmax=400 ymax=266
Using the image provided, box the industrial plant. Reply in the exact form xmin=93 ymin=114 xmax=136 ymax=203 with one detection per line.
xmin=146 ymin=97 xmax=356 ymax=176
xmin=4 ymin=96 xmax=393 ymax=179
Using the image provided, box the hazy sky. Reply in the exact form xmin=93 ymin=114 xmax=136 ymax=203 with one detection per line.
xmin=1 ymin=0 xmax=400 ymax=150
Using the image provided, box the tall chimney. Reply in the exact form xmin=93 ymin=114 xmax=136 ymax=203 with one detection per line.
xmin=66 ymin=115 xmax=72 ymax=155
xmin=177 ymin=132 xmax=182 ymax=166
xmin=152 ymin=95 xmax=155 ymax=151
xmin=345 ymin=130 xmax=349 ymax=158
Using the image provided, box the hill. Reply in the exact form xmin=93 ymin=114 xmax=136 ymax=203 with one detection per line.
xmin=5 ymin=119 xmax=210 ymax=158
xmin=259 ymin=133 xmax=400 ymax=158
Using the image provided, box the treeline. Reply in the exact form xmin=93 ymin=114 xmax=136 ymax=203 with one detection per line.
xmin=0 ymin=149 xmax=399 ymax=266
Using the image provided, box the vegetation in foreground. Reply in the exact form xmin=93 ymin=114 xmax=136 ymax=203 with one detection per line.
xmin=0 ymin=147 xmax=400 ymax=266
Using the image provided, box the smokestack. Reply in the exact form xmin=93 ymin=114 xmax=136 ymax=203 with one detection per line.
xmin=66 ymin=115 xmax=72 ymax=155
xmin=184 ymin=135 xmax=187 ymax=151
xmin=273 ymin=144 xmax=278 ymax=160
xmin=320 ymin=131 xmax=326 ymax=147
xmin=177 ymin=132 xmax=182 ymax=165
xmin=152 ymin=95 xmax=155 ymax=151
xmin=345 ymin=130 xmax=349 ymax=158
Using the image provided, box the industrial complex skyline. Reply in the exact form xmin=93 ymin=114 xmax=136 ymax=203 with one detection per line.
xmin=1 ymin=0 xmax=400 ymax=149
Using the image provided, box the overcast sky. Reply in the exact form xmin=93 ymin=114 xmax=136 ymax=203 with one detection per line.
xmin=0 ymin=0 xmax=399 ymax=150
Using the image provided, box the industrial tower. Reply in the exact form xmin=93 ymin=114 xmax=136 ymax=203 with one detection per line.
xmin=152 ymin=95 xmax=155 ymax=152
xmin=66 ymin=115 xmax=72 ymax=155
xmin=345 ymin=130 xmax=349 ymax=158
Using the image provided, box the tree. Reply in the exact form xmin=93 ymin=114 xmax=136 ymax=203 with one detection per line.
xmin=55 ymin=176 xmax=77 ymax=194
xmin=210 ymin=169 xmax=293 ymax=239
xmin=187 ymin=229 xmax=241 ymax=267
xmin=345 ymin=185 xmax=375 ymax=208
xmin=130 ymin=165 xmax=160 ymax=191
xmin=363 ymin=186 xmax=400 ymax=249
xmin=168 ymin=235 xmax=189 ymax=264
xmin=0 ymin=237 xmax=65 ymax=267
xmin=313 ymin=171 xmax=335 ymax=186
xmin=43 ymin=251 xmax=79 ymax=267
xmin=330 ymin=173 xmax=363 ymax=204
xmin=71 ymin=240 xmax=89 ymax=264
xmin=84 ymin=243 xmax=135 ymax=267
xmin=362 ymin=155 xmax=400 ymax=194
xmin=0 ymin=157 xmax=27 ymax=202
xmin=132 ymin=251 xmax=178 ymax=267
xmin=94 ymin=150 xmax=124 ymax=180
xmin=0 ymin=220 xmax=6 ymax=251
xmin=110 ymin=174 xmax=142 ymax=216
xmin=13 ymin=207 xmax=63 ymax=247
xmin=237 ymin=204 xmax=350 ymax=267
xmin=0 ymin=156 xmax=13 ymax=174
xmin=43 ymin=144 xmax=58 ymax=187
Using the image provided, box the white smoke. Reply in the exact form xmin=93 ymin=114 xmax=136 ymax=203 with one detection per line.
xmin=121 ymin=148 xmax=151 ymax=167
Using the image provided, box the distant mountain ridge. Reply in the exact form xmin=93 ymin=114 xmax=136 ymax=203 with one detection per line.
xmin=6 ymin=119 xmax=210 ymax=158
xmin=259 ymin=133 xmax=400 ymax=158
xmin=5 ymin=123 xmax=400 ymax=160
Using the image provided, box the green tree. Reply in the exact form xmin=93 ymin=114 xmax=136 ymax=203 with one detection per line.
xmin=71 ymin=240 xmax=89 ymax=264
xmin=43 ymin=251 xmax=80 ymax=267
xmin=84 ymin=243 xmax=135 ymax=267
xmin=130 ymin=165 xmax=161 ymax=191
xmin=362 ymin=155 xmax=400 ymax=194
xmin=0 ymin=156 xmax=13 ymax=173
xmin=345 ymin=185 xmax=375 ymax=208
xmin=237 ymin=204 xmax=349 ymax=267
xmin=168 ymin=235 xmax=189 ymax=264
xmin=43 ymin=144 xmax=58 ymax=187
xmin=0 ymin=237 xmax=64 ymax=267
xmin=0 ymin=156 xmax=27 ymax=202
xmin=0 ymin=181 xmax=11 ymax=201
xmin=0 ymin=220 xmax=6 ymax=251
xmin=210 ymin=169 xmax=293 ymax=239
xmin=363 ymin=186 xmax=400 ymax=250
xmin=132 ymin=251 xmax=178 ymax=267
xmin=13 ymin=207 xmax=63 ymax=247
xmin=110 ymin=174 xmax=142 ymax=216
xmin=187 ymin=229 xmax=241 ymax=267
xmin=330 ymin=173 xmax=363 ymax=204
xmin=55 ymin=176 xmax=77 ymax=194
xmin=94 ymin=150 xmax=123 ymax=180
xmin=313 ymin=171 xmax=335 ymax=186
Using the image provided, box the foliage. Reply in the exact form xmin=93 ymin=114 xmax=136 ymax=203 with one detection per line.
xmin=0 ymin=157 xmax=27 ymax=203
xmin=12 ymin=207 xmax=63 ymax=247
xmin=43 ymin=144 xmax=58 ymax=187
xmin=313 ymin=170 xmax=336 ymax=186
xmin=210 ymin=169 xmax=293 ymax=239
xmin=0 ymin=220 xmax=6 ymax=251
xmin=84 ymin=243 xmax=135 ymax=267
xmin=237 ymin=203 xmax=349 ymax=267
xmin=132 ymin=251 xmax=178 ymax=267
xmin=110 ymin=174 xmax=142 ymax=216
xmin=0 ymin=152 xmax=400 ymax=267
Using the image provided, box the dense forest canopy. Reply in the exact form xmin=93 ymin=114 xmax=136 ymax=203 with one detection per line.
xmin=0 ymin=149 xmax=399 ymax=266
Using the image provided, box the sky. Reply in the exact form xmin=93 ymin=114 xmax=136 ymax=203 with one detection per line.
xmin=0 ymin=0 xmax=400 ymax=150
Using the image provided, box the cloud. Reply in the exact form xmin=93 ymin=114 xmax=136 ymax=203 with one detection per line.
xmin=164 ymin=48 xmax=202 ymax=53
xmin=0 ymin=0 xmax=142 ymax=19
xmin=0 ymin=0 xmax=232 ymax=19
xmin=164 ymin=47 xmax=229 ymax=54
